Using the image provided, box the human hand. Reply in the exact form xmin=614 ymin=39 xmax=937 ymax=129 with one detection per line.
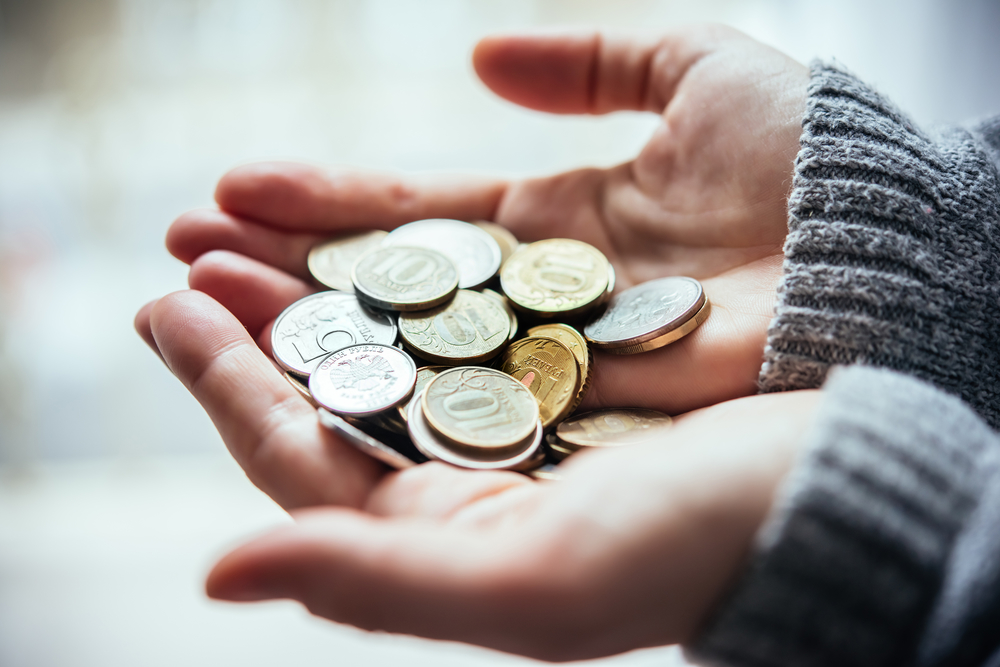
xmin=205 ymin=388 xmax=821 ymax=661
xmin=149 ymin=25 xmax=809 ymax=418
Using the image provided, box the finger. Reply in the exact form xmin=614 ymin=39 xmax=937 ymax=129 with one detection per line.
xmin=134 ymin=299 xmax=164 ymax=363
xmin=214 ymin=162 xmax=508 ymax=232
xmin=206 ymin=508 xmax=587 ymax=661
xmin=150 ymin=290 xmax=384 ymax=509
xmin=473 ymin=28 xmax=731 ymax=115
xmin=187 ymin=250 xmax=313 ymax=341
xmin=167 ymin=208 xmax=323 ymax=279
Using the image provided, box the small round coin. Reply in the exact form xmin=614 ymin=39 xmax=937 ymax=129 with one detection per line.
xmin=422 ymin=367 xmax=539 ymax=451
xmin=308 ymin=344 xmax=417 ymax=417
xmin=584 ymin=276 xmax=709 ymax=354
xmin=352 ymin=245 xmax=458 ymax=311
xmin=555 ymin=408 xmax=674 ymax=449
xmin=472 ymin=221 xmax=519 ymax=268
xmin=499 ymin=336 xmax=580 ymax=429
xmin=526 ymin=323 xmax=591 ymax=409
xmin=397 ymin=365 xmax=448 ymax=423
xmin=399 ymin=289 xmax=510 ymax=365
xmin=383 ymin=219 xmax=502 ymax=289
xmin=308 ymin=230 xmax=388 ymax=292
xmin=407 ymin=388 xmax=544 ymax=471
xmin=500 ymin=239 xmax=610 ymax=317
xmin=271 ymin=292 xmax=398 ymax=378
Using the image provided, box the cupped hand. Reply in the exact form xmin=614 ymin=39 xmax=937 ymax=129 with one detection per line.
xmin=149 ymin=25 xmax=809 ymax=418
xmin=205 ymin=387 xmax=821 ymax=661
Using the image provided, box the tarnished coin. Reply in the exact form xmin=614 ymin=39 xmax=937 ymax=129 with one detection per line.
xmin=285 ymin=372 xmax=318 ymax=407
xmin=499 ymin=336 xmax=580 ymax=429
xmin=399 ymin=289 xmax=510 ymax=365
xmin=318 ymin=408 xmax=419 ymax=470
xmin=556 ymin=409 xmax=673 ymax=449
xmin=527 ymin=323 xmax=591 ymax=409
xmin=482 ymin=288 xmax=518 ymax=342
xmin=308 ymin=344 xmax=416 ymax=417
xmin=352 ymin=245 xmax=458 ymax=311
xmin=383 ymin=219 xmax=502 ymax=289
xmin=271 ymin=292 xmax=398 ymax=378
xmin=308 ymin=230 xmax=388 ymax=292
xmin=500 ymin=239 xmax=610 ymax=317
xmin=473 ymin=221 xmax=519 ymax=268
xmin=584 ymin=276 xmax=709 ymax=354
xmin=397 ymin=365 xmax=448 ymax=423
xmin=422 ymin=367 xmax=539 ymax=450
xmin=407 ymin=388 xmax=544 ymax=471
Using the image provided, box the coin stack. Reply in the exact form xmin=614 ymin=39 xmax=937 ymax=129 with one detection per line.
xmin=271 ymin=218 xmax=710 ymax=479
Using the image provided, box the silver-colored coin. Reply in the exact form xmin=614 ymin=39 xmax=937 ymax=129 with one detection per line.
xmin=407 ymin=388 xmax=544 ymax=471
xmin=318 ymin=408 xmax=417 ymax=469
xmin=308 ymin=344 xmax=417 ymax=417
xmin=352 ymin=245 xmax=458 ymax=311
xmin=422 ymin=367 xmax=539 ymax=450
xmin=584 ymin=276 xmax=708 ymax=354
xmin=308 ymin=230 xmax=388 ymax=292
xmin=383 ymin=219 xmax=502 ymax=289
xmin=271 ymin=292 xmax=398 ymax=378
xmin=399 ymin=289 xmax=510 ymax=365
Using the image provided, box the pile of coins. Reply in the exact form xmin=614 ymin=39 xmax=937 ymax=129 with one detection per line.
xmin=272 ymin=219 xmax=710 ymax=478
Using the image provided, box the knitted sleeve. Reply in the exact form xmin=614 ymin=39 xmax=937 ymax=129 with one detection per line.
xmin=689 ymin=366 xmax=1000 ymax=667
xmin=759 ymin=62 xmax=1000 ymax=429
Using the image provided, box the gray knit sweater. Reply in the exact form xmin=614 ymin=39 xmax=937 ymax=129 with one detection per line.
xmin=691 ymin=63 xmax=1000 ymax=666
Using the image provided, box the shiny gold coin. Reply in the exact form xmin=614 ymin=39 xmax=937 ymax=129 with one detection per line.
xmin=399 ymin=289 xmax=510 ymax=365
xmin=527 ymin=323 xmax=591 ymax=409
xmin=308 ymin=230 xmax=388 ymax=292
xmin=500 ymin=239 xmax=610 ymax=318
xmin=556 ymin=408 xmax=673 ymax=449
xmin=473 ymin=221 xmax=519 ymax=268
xmin=352 ymin=245 xmax=458 ymax=311
xmin=499 ymin=336 xmax=580 ymax=429
xmin=482 ymin=288 xmax=519 ymax=342
xmin=422 ymin=367 xmax=539 ymax=451
xmin=285 ymin=372 xmax=317 ymax=407
xmin=397 ymin=365 xmax=448 ymax=423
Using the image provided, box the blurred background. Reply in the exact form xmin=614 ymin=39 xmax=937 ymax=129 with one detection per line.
xmin=0 ymin=1 xmax=997 ymax=665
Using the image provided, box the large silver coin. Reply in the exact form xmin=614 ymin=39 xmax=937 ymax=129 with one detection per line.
xmin=422 ymin=367 xmax=539 ymax=450
xmin=383 ymin=219 xmax=502 ymax=289
xmin=407 ymin=388 xmax=543 ymax=471
xmin=584 ymin=276 xmax=709 ymax=354
xmin=399 ymin=289 xmax=510 ymax=365
xmin=318 ymin=408 xmax=418 ymax=469
xmin=309 ymin=344 xmax=417 ymax=417
xmin=308 ymin=230 xmax=388 ymax=292
xmin=271 ymin=292 xmax=397 ymax=378
xmin=352 ymin=245 xmax=458 ymax=311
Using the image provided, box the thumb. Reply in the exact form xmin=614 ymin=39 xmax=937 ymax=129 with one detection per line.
xmin=472 ymin=29 xmax=722 ymax=115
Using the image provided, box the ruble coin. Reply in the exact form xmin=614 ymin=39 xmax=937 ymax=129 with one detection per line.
xmin=399 ymin=289 xmax=510 ymax=365
xmin=527 ymin=323 xmax=591 ymax=409
xmin=555 ymin=408 xmax=673 ymax=450
xmin=383 ymin=219 xmax=502 ymax=290
xmin=352 ymin=245 xmax=458 ymax=311
xmin=271 ymin=292 xmax=397 ymax=378
xmin=308 ymin=230 xmax=388 ymax=292
xmin=500 ymin=239 xmax=610 ymax=318
xmin=499 ymin=336 xmax=580 ymax=429
xmin=308 ymin=344 xmax=416 ymax=417
xmin=422 ymin=367 xmax=539 ymax=450
xmin=584 ymin=276 xmax=709 ymax=354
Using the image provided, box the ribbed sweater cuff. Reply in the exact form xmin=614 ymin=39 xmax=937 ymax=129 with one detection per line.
xmin=759 ymin=61 xmax=1000 ymax=428
xmin=689 ymin=366 xmax=994 ymax=667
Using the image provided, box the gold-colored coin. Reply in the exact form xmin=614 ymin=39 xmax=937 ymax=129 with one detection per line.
xmin=499 ymin=336 xmax=580 ymax=429
xmin=473 ymin=221 xmax=519 ymax=268
xmin=307 ymin=230 xmax=388 ymax=292
xmin=482 ymin=288 xmax=518 ymax=342
xmin=500 ymin=239 xmax=610 ymax=318
xmin=555 ymin=408 xmax=673 ymax=450
xmin=285 ymin=372 xmax=317 ymax=407
xmin=526 ymin=323 xmax=591 ymax=409
xmin=397 ymin=366 xmax=448 ymax=423
xmin=399 ymin=289 xmax=511 ymax=365
xmin=422 ymin=367 xmax=539 ymax=451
